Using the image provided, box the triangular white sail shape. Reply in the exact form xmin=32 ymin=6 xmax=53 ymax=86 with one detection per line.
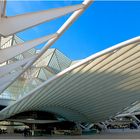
xmin=0 ymin=4 xmax=84 ymax=36
xmin=0 ymin=55 xmax=36 ymax=77
xmin=0 ymin=34 xmax=56 ymax=64
xmin=0 ymin=83 xmax=11 ymax=93
xmin=0 ymin=71 xmax=21 ymax=86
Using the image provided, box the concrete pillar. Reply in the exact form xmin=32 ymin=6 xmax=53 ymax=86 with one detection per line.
xmin=7 ymin=122 xmax=14 ymax=134
xmin=31 ymin=124 xmax=36 ymax=136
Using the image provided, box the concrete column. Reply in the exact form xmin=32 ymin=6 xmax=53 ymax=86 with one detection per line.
xmin=31 ymin=124 xmax=36 ymax=136
xmin=7 ymin=121 xmax=14 ymax=134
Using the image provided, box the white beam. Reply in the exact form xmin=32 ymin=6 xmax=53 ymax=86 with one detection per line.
xmin=0 ymin=71 xmax=21 ymax=87
xmin=0 ymin=34 xmax=56 ymax=64
xmin=0 ymin=4 xmax=84 ymax=37
xmin=0 ymin=55 xmax=36 ymax=77
xmin=0 ymin=83 xmax=11 ymax=93
xmin=0 ymin=0 xmax=6 ymax=18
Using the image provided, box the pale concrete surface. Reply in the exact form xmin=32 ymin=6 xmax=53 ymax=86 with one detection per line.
xmin=0 ymin=131 xmax=140 ymax=139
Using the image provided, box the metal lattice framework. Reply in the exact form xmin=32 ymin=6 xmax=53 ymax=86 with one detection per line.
xmin=0 ymin=0 xmax=140 ymax=123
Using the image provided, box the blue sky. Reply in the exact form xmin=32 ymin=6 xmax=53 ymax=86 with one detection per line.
xmin=6 ymin=1 xmax=140 ymax=60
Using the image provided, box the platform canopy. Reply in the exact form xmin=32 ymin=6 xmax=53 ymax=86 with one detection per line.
xmin=0 ymin=0 xmax=140 ymax=123
xmin=0 ymin=36 xmax=140 ymax=122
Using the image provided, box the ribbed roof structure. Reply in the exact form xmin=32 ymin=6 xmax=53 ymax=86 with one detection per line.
xmin=0 ymin=0 xmax=140 ymax=123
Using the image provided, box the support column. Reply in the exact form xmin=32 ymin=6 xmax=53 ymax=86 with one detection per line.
xmin=7 ymin=121 xmax=14 ymax=134
xmin=31 ymin=124 xmax=36 ymax=136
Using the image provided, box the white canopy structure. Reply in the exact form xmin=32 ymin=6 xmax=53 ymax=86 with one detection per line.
xmin=0 ymin=36 xmax=140 ymax=122
xmin=0 ymin=0 xmax=140 ymax=123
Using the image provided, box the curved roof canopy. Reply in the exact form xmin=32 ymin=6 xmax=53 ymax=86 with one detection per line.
xmin=0 ymin=0 xmax=140 ymax=123
xmin=0 ymin=37 xmax=140 ymax=122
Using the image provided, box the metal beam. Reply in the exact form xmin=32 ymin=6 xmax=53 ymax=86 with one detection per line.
xmin=0 ymin=55 xmax=36 ymax=77
xmin=0 ymin=34 xmax=56 ymax=64
xmin=0 ymin=4 xmax=84 ymax=37
xmin=0 ymin=71 xmax=21 ymax=87
xmin=0 ymin=0 xmax=6 ymax=18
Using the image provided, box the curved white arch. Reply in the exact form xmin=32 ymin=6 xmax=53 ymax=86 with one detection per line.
xmin=0 ymin=37 xmax=140 ymax=122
